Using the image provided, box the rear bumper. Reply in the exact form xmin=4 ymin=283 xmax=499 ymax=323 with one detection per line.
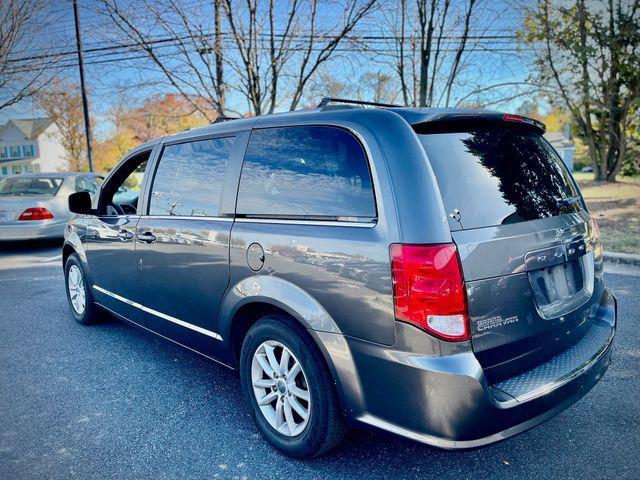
xmin=0 ymin=220 xmax=67 ymax=240
xmin=321 ymin=288 xmax=616 ymax=449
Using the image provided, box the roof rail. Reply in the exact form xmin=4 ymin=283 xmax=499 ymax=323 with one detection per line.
xmin=317 ymin=97 xmax=402 ymax=109
xmin=213 ymin=115 xmax=241 ymax=124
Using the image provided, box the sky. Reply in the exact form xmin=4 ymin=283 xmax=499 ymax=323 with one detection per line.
xmin=1 ymin=0 xmax=538 ymax=138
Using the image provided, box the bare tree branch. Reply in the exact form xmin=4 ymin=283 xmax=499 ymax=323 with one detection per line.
xmin=0 ymin=0 xmax=57 ymax=110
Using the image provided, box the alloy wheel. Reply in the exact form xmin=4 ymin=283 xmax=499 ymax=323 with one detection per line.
xmin=67 ymin=264 xmax=86 ymax=315
xmin=251 ymin=340 xmax=311 ymax=437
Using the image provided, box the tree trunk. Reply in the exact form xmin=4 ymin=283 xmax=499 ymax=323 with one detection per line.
xmin=398 ymin=0 xmax=409 ymax=106
xmin=214 ymin=0 xmax=225 ymax=115
xmin=417 ymin=0 xmax=435 ymax=107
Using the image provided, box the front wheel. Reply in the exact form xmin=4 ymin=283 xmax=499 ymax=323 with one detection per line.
xmin=240 ymin=315 xmax=347 ymax=458
xmin=64 ymin=253 xmax=100 ymax=325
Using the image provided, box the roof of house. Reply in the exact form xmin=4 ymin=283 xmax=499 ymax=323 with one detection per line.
xmin=0 ymin=118 xmax=53 ymax=140
xmin=544 ymin=131 xmax=573 ymax=149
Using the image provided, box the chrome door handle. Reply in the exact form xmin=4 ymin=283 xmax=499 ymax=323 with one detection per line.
xmin=117 ymin=229 xmax=134 ymax=241
xmin=137 ymin=231 xmax=157 ymax=244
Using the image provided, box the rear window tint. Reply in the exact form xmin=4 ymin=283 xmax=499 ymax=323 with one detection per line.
xmin=236 ymin=126 xmax=376 ymax=221
xmin=418 ymin=128 xmax=582 ymax=230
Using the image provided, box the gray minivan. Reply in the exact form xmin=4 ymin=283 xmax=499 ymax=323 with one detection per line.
xmin=63 ymin=99 xmax=616 ymax=458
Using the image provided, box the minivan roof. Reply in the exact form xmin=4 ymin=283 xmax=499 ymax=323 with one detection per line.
xmin=162 ymin=104 xmax=544 ymax=143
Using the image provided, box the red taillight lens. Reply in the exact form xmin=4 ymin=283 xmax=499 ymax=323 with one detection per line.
xmin=390 ymin=243 xmax=469 ymax=341
xmin=18 ymin=207 xmax=54 ymax=221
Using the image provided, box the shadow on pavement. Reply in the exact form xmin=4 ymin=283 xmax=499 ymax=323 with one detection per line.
xmin=0 ymin=238 xmax=63 ymax=253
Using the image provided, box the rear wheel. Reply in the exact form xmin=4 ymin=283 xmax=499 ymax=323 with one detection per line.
xmin=240 ymin=315 xmax=347 ymax=458
xmin=64 ymin=253 xmax=100 ymax=325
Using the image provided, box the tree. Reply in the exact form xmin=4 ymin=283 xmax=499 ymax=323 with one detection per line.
xmin=97 ymin=0 xmax=377 ymax=116
xmin=523 ymin=0 xmax=640 ymax=181
xmin=381 ymin=0 xmax=481 ymax=107
xmin=35 ymin=80 xmax=87 ymax=172
xmin=98 ymin=0 xmax=227 ymax=120
xmin=94 ymin=93 xmax=211 ymax=172
xmin=120 ymin=93 xmax=212 ymax=142
xmin=0 ymin=0 xmax=56 ymax=110
xmin=285 ymin=0 xmax=378 ymax=111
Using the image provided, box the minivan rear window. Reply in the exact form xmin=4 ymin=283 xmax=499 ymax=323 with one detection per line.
xmin=417 ymin=127 xmax=582 ymax=230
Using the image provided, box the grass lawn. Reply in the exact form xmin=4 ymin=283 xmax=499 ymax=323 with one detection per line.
xmin=573 ymin=172 xmax=640 ymax=255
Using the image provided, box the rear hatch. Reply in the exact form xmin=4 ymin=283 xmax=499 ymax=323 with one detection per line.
xmin=416 ymin=118 xmax=604 ymax=384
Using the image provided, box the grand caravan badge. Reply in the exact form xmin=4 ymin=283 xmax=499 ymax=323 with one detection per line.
xmin=477 ymin=315 xmax=519 ymax=332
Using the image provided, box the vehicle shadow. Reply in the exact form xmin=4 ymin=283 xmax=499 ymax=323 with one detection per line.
xmin=0 ymin=238 xmax=63 ymax=252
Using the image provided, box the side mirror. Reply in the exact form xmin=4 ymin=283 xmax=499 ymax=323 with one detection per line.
xmin=69 ymin=191 xmax=94 ymax=215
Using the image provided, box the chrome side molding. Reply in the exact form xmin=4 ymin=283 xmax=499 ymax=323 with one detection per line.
xmin=93 ymin=285 xmax=223 ymax=341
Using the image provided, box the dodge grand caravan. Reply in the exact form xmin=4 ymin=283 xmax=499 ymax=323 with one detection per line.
xmin=63 ymin=99 xmax=616 ymax=458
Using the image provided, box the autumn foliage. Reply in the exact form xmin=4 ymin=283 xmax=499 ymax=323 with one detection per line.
xmin=94 ymin=94 xmax=214 ymax=173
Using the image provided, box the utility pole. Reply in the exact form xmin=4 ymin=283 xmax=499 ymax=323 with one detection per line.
xmin=73 ymin=0 xmax=93 ymax=172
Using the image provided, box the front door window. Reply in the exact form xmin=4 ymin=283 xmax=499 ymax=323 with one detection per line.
xmin=99 ymin=154 xmax=149 ymax=216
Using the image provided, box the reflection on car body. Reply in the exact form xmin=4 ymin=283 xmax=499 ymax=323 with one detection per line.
xmin=62 ymin=101 xmax=616 ymax=458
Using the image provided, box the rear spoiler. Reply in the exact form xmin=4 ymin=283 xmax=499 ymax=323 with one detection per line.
xmin=413 ymin=113 xmax=546 ymax=135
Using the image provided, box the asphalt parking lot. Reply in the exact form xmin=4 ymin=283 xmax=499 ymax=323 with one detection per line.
xmin=0 ymin=240 xmax=639 ymax=480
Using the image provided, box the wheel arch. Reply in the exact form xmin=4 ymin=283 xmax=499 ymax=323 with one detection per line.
xmin=62 ymin=230 xmax=93 ymax=285
xmin=62 ymin=243 xmax=76 ymax=266
xmin=219 ymin=275 xmax=341 ymax=343
xmin=220 ymin=276 xmax=356 ymax=414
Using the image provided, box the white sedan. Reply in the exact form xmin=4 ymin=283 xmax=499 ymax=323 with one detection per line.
xmin=0 ymin=172 xmax=102 ymax=241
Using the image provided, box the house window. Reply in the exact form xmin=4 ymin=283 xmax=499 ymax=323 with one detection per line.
xmin=11 ymin=165 xmax=20 ymax=174
xmin=0 ymin=147 xmax=7 ymax=159
xmin=1 ymin=167 xmax=7 ymax=176
xmin=22 ymin=145 xmax=33 ymax=158
xmin=9 ymin=146 xmax=20 ymax=158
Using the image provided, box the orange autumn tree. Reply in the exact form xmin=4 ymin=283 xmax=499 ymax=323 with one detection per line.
xmin=94 ymin=93 xmax=214 ymax=173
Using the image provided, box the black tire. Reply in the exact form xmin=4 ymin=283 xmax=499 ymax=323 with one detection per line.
xmin=240 ymin=314 xmax=347 ymax=458
xmin=64 ymin=253 xmax=100 ymax=325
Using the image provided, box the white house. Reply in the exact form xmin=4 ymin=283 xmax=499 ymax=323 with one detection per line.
xmin=544 ymin=124 xmax=575 ymax=171
xmin=0 ymin=118 xmax=68 ymax=176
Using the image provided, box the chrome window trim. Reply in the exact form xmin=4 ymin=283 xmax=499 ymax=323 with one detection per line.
xmin=234 ymin=217 xmax=376 ymax=228
xmin=93 ymin=285 xmax=223 ymax=341
xmin=140 ymin=215 xmax=234 ymax=222
xmin=237 ymin=124 xmax=379 ymax=221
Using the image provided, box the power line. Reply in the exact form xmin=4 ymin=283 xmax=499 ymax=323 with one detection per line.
xmin=6 ymin=43 xmax=537 ymax=76
xmin=6 ymin=31 xmax=523 ymax=65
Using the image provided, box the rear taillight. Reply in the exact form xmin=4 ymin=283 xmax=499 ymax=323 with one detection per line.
xmin=390 ymin=243 xmax=469 ymax=341
xmin=18 ymin=207 xmax=54 ymax=221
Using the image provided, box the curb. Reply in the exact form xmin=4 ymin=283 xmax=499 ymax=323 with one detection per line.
xmin=603 ymin=251 xmax=640 ymax=267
